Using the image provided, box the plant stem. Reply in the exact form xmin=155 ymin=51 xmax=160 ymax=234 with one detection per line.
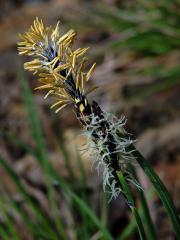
xmin=128 ymin=145 xmax=180 ymax=239
xmin=117 ymin=171 xmax=146 ymax=240
xmin=128 ymin=164 xmax=156 ymax=240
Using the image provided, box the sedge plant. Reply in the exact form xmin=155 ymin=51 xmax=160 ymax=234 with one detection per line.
xmin=17 ymin=18 xmax=180 ymax=239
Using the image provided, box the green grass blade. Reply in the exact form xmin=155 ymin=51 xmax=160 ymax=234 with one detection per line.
xmin=0 ymin=198 xmax=20 ymax=240
xmin=132 ymin=208 xmax=147 ymax=240
xmin=129 ymin=145 xmax=180 ymax=239
xmin=118 ymin=189 xmax=154 ymax=240
xmin=19 ymin=67 xmax=67 ymax=239
xmin=48 ymin=166 xmax=113 ymax=240
xmin=0 ymin=129 xmax=113 ymax=240
xmin=2 ymin=196 xmax=48 ymax=239
xmin=0 ymin=225 xmax=11 ymax=240
xmin=128 ymin=164 xmax=156 ymax=240
xmin=0 ymin=155 xmax=60 ymax=240
xmin=136 ymin=186 xmax=156 ymax=240
xmin=117 ymin=171 xmax=147 ymax=240
xmin=39 ymin=160 xmax=113 ymax=240
xmin=69 ymin=190 xmax=113 ymax=240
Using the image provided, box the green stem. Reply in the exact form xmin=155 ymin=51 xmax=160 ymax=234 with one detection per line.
xmin=128 ymin=164 xmax=156 ymax=240
xmin=117 ymin=171 xmax=146 ymax=240
xmin=118 ymin=189 xmax=154 ymax=240
xmin=132 ymin=208 xmax=147 ymax=240
xmin=129 ymin=145 xmax=180 ymax=239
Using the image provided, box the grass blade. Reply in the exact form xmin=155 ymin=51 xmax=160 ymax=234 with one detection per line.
xmin=19 ymin=66 xmax=67 ymax=239
xmin=129 ymin=145 xmax=180 ymax=239
xmin=117 ymin=171 xmax=147 ymax=240
xmin=128 ymin=164 xmax=156 ymax=240
xmin=0 ymin=155 xmax=60 ymax=240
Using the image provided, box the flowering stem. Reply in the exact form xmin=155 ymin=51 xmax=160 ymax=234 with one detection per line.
xmin=17 ymin=19 xmax=180 ymax=239
xmin=119 ymin=189 xmax=154 ymax=240
xmin=127 ymin=164 xmax=156 ymax=240
xmin=128 ymin=145 xmax=180 ymax=239
xmin=117 ymin=171 xmax=147 ymax=240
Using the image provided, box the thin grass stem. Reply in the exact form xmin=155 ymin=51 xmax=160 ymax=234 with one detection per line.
xmin=117 ymin=171 xmax=146 ymax=240
xmin=128 ymin=164 xmax=156 ymax=240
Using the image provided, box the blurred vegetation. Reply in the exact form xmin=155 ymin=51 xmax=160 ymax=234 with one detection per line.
xmin=81 ymin=0 xmax=180 ymax=101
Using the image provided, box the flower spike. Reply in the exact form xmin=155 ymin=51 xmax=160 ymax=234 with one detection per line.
xmin=18 ymin=19 xmax=137 ymax=201
xmin=18 ymin=18 xmax=96 ymax=111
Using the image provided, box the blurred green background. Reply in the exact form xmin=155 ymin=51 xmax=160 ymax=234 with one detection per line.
xmin=0 ymin=0 xmax=179 ymax=239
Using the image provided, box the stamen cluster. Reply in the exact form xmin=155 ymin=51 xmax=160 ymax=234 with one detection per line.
xmin=18 ymin=18 xmax=96 ymax=113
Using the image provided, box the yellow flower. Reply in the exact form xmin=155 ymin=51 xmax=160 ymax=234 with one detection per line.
xmin=18 ymin=18 xmax=96 ymax=113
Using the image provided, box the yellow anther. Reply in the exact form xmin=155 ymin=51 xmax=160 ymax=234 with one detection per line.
xmin=18 ymin=19 xmax=97 ymax=113
xmin=79 ymin=104 xmax=85 ymax=112
xmin=75 ymin=98 xmax=81 ymax=104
